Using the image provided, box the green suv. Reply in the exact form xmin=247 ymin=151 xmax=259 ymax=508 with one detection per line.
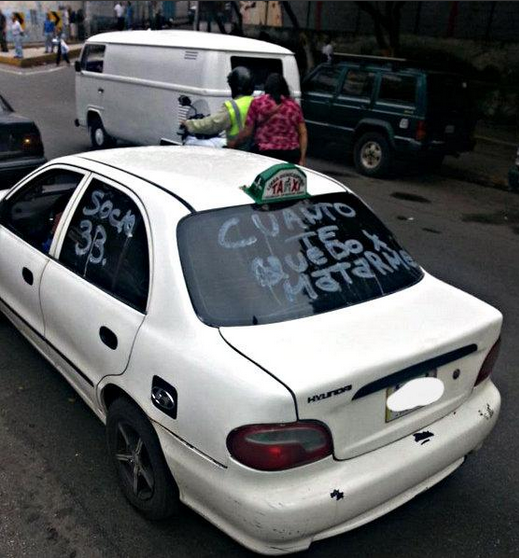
xmin=301 ymin=56 xmax=476 ymax=177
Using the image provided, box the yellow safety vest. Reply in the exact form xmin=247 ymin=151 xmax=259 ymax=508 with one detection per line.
xmin=225 ymin=95 xmax=254 ymax=141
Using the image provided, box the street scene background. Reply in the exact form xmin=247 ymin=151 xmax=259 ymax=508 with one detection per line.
xmin=0 ymin=1 xmax=518 ymax=557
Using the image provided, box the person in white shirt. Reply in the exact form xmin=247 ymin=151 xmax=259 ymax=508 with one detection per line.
xmin=53 ymin=34 xmax=70 ymax=66
xmin=114 ymin=2 xmax=125 ymax=30
xmin=321 ymin=35 xmax=334 ymax=64
xmin=11 ymin=14 xmax=23 ymax=59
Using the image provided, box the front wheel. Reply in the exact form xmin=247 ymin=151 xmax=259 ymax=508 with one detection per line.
xmin=90 ymin=117 xmax=114 ymax=150
xmin=354 ymin=132 xmax=392 ymax=178
xmin=106 ymin=398 xmax=180 ymax=520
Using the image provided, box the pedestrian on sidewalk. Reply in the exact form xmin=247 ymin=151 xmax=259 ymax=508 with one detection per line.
xmin=114 ymin=2 xmax=125 ymax=31
xmin=43 ymin=14 xmax=55 ymax=53
xmin=53 ymin=34 xmax=70 ymax=66
xmin=0 ymin=10 xmax=8 ymax=53
xmin=125 ymin=2 xmax=134 ymax=30
xmin=11 ymin=14 xmax=24 ymax=59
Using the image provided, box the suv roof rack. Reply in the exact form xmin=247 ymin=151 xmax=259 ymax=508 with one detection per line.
xmin=333 ymin=52 xmax=408 ymax=70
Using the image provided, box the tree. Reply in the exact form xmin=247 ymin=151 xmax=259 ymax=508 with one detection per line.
xmin=355 ymin=1 xmax=406 ymax=56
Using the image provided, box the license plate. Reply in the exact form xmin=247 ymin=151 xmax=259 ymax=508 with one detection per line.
xmin=445 ymin=125 xmax=455 ymax=134
xmin=385 ymin=370 xmax=437 ymax=422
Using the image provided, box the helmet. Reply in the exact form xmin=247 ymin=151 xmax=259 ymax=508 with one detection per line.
xmin=227 ymin=66 xmax=254 ymax=97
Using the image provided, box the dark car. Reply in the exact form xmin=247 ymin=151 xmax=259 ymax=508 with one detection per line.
xmin=301 ymin=55 xmax=476 ymax=177
xmin=0 ymin=93 xmax=46 ymax=189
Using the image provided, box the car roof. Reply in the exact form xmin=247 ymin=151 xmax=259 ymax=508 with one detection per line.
xmin=87 ymin=30 xmax=294 ymax=56
xmin=68 ymin=147 xmax=345 ymax=212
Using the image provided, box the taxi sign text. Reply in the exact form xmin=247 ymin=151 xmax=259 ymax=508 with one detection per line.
xmin=243 ymin=163 xmax=308 ymax=204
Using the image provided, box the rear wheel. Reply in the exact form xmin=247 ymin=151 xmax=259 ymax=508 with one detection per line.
xmin=106 ymin=398 xmax=180 ymax=520
xmin=90 ymin=116 xmax=114 ymax=149
xmin=354 ymin=132 xmax=392 ymax=178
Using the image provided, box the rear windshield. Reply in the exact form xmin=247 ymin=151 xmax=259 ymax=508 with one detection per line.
xmin=178 ymin=192 xmax=423 ymax=327
xmin=427 ymin=74 xmax=471 ymax=112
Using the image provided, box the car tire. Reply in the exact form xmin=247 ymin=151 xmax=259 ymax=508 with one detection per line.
xmin=106 ymin=397 xmax=180 ymax=520
xmin=90 ymin=117 xmax=114 ymax=150
xmin=354 ymin=132 xmax=392 ymax=178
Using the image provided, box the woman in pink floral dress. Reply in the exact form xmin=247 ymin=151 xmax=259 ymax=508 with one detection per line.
xmin=231 ymin=73 xmax=308 ymax=166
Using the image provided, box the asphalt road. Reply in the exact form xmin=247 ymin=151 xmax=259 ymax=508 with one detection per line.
xmin=0 ymin=64 xmax=518 ymax=558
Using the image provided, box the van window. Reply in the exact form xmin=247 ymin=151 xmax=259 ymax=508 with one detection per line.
xmin=231 ymin=56 xmax=283 ymax=90
xmin=378 ymin=75 xmax=417 ymax=106
xmin=81 ymin=44 xmax=106 ymax=73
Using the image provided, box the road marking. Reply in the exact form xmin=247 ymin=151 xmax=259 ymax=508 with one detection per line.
xmin=0 ymin=65 xmax=68 ymax=76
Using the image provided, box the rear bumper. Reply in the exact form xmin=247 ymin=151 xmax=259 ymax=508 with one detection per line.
xmin=155 ymin=380 xmax=500 ymax=555
xmin=0 ymin=156 xmax=47 ymax=188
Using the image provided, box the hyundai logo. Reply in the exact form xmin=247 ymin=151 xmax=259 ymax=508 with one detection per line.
xmin=151 ymin=386 xmax=175 ymax=411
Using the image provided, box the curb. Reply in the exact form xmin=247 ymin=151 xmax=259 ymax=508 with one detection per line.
xmin=0 ymin=47 xmax=82 ymax=68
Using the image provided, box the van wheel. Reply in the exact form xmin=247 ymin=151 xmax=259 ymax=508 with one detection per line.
xmin=354 ymin=132 xmax=392 ymax=178
xmin=90 ymin=117 xmax=114 ymax=149
xmin=106 ymin=398 xmax=180 ymax=520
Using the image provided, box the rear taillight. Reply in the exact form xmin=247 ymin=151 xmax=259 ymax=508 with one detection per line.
xmin=227 ymin=421 xmax=333 ymax=471
xmin=416 ymin=120 xmax=427 ymax=141
xmin=21 ymin=132 xmax=42 ymax=153
xmin=475 ymin=338 xmax=501 ymax=386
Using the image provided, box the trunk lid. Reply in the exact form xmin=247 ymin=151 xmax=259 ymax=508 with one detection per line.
xmin=220 ymin=273 xmax=501 ymax=459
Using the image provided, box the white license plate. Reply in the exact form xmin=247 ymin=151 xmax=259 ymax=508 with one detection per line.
xmin=385 ymin=370 xmax=437 ymax=422
xmin=445 ymin=125 xmax=455 ymax=134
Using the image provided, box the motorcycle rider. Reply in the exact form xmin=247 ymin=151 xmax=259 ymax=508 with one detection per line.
xmin=183 ymin=66 xmax=255 ymax=149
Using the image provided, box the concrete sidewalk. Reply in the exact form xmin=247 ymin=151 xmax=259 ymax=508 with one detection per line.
xmin=0 ymin=43 xmax=82 ymax=68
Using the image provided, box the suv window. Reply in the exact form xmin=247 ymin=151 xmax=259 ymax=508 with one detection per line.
xmin=304 ymin=65 xmax=343 ymax=95
xmin=378 ymin=74 xmax=417 ymax=106
xmin=341 ymin=70 xmax=375 ymax=98
xmin=59 ymin=179 xmax=150 ymax=312
xmin=0 ymin=169 xmax=84 ymax=252
xmin=81 ymin=44 xmax=106 ymax=73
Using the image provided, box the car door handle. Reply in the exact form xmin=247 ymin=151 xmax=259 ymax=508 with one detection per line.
xmin=22 ymin=267 xmax=34 ymax=286
xmin=99 ymin=326 xmax=118 ymax=350
xmin=98 ymin=88 xmax=104 ymax=94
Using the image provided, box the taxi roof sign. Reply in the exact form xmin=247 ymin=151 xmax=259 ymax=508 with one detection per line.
xmin=242 ymin=163 xmax=308 ymax=204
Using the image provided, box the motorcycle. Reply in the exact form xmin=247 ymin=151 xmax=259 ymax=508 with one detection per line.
xmin=176 ymin=95 xmax=226 ymax=148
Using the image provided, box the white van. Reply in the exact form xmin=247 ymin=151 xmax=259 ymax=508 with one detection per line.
xmin=74 ymin=30 xmax=301 ymax=149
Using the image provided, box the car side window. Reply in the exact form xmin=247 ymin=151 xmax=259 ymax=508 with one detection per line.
xmin=81 ymin=44 xmax=106 ymax=73
xmin=341 ymin=70 xmax=375 ymax=98
xmin=378 ymin=75 xmax=417 ymax=106
xmin=303 ymin=66 xmax=343 ymax=95
xmin=0 ymin=169 xmax=84 ymax=253
xmin=59 ymin=179 xmax=150 ymax=312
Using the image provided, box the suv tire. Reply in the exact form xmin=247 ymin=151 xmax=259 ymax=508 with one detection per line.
xmin=90 ymin=116 xmax=114 ymax=150
xmin=354 ymin=132 xmax=392 ymax=178
xmin=106 ymin=397 xmax=180 ymax=520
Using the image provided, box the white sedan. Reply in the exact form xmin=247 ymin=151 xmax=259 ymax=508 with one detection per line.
xmin=0 ymin=147 xmax=501 ymax=555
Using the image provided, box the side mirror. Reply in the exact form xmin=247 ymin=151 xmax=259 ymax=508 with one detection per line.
xmin=178 ymin=95 xmax=192 ymax=107
xmin=74 ymin=60 xmax=81 ymax=73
